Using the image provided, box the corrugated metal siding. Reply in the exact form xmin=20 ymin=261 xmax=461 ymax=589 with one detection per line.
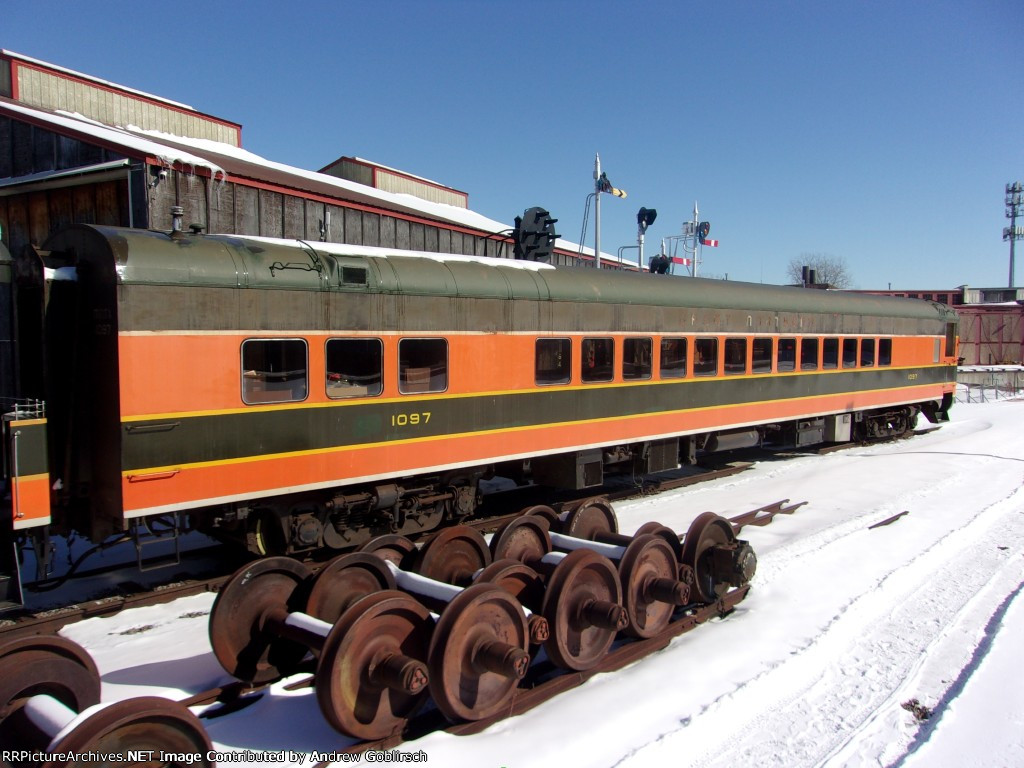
xmin=321 ymin=158 xmax=469 ymax=209
xmin=15 ymin=67 xmax=239 ymax=146
xmin=374 ymin=168 xmax=467 ymax=207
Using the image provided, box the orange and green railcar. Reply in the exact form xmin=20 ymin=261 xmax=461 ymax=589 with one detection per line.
xmin=3 ymin=225 xmax=958 ymax=563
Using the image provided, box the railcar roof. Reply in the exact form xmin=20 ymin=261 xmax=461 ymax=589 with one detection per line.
xmin=44 ymin=226 xmax=955 ymax=323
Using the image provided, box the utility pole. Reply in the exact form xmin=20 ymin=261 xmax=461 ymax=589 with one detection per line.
xmin=594 ymin=154 xmax=602 ymax=269
xmin=691 ymin=202 xmax=699 ymax=277
xmin=1006 ymin=182 xmax=1024 ymax=287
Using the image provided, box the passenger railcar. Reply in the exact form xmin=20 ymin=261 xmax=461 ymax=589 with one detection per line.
xmin=2 ymin=224 xmax=958 ymax=581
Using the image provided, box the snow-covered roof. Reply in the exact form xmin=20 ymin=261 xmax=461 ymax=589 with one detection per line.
xmin=0 ymin=99 xmax=226 ymax=180
xmin=234 ymin=234 xmax=555 ymax=271
xmin=0 ymin=97 xmax=598 ymax=259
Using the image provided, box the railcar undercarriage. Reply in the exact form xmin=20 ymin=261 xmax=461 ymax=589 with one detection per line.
xmin=192 ymin=405 xmax=928 ymax=558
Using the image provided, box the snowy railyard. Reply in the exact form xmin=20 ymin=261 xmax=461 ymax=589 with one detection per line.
xmin=52 ymin=396 xmax=1024 ymax=768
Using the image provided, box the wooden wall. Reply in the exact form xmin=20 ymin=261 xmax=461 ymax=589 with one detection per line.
xmin=0 ymin=116 xmax=140 ymax=254
xmin=149 ymin=168 xmax=513 ymax=260
xmin=1 ymin=112 xmax=529 ymax=263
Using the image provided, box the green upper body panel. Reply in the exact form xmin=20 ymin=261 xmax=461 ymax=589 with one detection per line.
xmin=39 ymin=225 xmax=957 ymax=326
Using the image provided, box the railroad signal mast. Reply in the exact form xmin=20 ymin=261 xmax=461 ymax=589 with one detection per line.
xmin=592 ymin=153 xmax=627 ymax=270
xmin=660 ymin=202 xmax=717 ymax=277
xmin=1006 ymin=182 xmax=1023 ymax=288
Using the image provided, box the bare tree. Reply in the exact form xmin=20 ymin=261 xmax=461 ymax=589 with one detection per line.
xmin=786 ymin=253 xmax=853 ymax=288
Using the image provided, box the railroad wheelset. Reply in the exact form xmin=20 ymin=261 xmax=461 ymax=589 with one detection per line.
xmin=384 ymin=522 xmax=627 ymax=672
xmin=0 ymin=636 xmax=211 ymax=768
xmin=399 ymin=524 xmax=549 ymax=645
xmin=680 ymin=512 xmax=757 ymax=603
xmin=209 ymin=548 xmax=533 ymax=735
xmin=369 ymin=545 xmax=533 ymax=721
xmin=493 ymin=514 xmax=690 ymax=642
xmin=208 ymin=555 xmax=432 ymax=740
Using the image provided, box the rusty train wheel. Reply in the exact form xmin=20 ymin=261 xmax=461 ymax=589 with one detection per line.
xmin=427 ymin=583 xmax=529 ymax=722
xmin=315 ymin=590 xmax=434 ymax=741
xmin=358 ymin=534 xmax=417 ymax=568
xmin=475 ymin=559 xmax=546 ymax=611
xmin=540 ymin=548 xmax=626 ymax=671
xmin=474 ymin=559 xmax=550 ymax=645
xmin=306 ymin=552 xmax=396 ymax=624
xmin=0 ymin=636 xmax=101 ymax=752
xmin=412 ymin=525 xmax=491 ymax=585
xmin=43 ymin=697 xmax=213 ymax=768
xmin=490 ymin=516 xmax=551 ymax=564
xmin=521 ymin=504 xmax=560 ymax=530
xmin=633 ymin=521 xmax=683 ymax=560
xmin=680 ymin=512 xmax=739 ymax=603
xmin=562 ymin=498 xmax=618 ymax=539
xmin=208 ymin=557 xmax=312 ymax=684
xmin=617 ymin=535 xmax=687 ymax=639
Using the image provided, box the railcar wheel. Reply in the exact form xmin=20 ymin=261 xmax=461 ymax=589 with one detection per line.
xmin=208 ymin=557 xmax=312 ymax=684
xmin=522 ymin=504 xmax=560 ymax=531
xmin=562 ymin=498 xmax=618 ymax=539
xmin=0 ymin=636 xmax=101 ymax=749
xmin=358 ymin=534 xmax=417 ymax=568
xmin=633 ymin=521 xmax=683 ymax=560
xmin=618 ymin=535 xmax=688 ymax=638
xmin=490 ymin=516 xmax=552 ymax=564
xmin=315 ymin=590 xmax=434 ymax=740
xmin=427 ymin=583 xmax=530 ymax=722
xmin=44 ymin=697 xmax=213 ymax=768
xmin=541 ymin=548 xmax=627 ymax=671
xmin=474 ymin=559 xmax=550 ymax=645
xmin=680 ymin=512 xmax=753 ymax=603
xmin=306 ymin=552 xmax=396 ymax=624
xmin=412 ymin=525 xmax=491 ymax=585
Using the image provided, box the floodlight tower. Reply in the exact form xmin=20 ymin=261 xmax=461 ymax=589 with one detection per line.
xmin=1006 ymin=182 xmax=1024 ymax=287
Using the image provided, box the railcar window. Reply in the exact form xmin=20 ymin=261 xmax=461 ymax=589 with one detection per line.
xmin=399 ymin=338 xmax=448 ymax=394
xmin=694 ymin=337 xmax=718 ymax=377
xmin=823 ymin=338 xmax=839 ymax=369
xmin=536 ymin=338 xmax=571 ymax=385
xmin=752 ymin=338 xmax=772 ymax=373
xmin=860 ymin=338 xmax=876 ymax=367
xmin=623 ymin=337 xmax=653 ymax=380
xmin=801 ymin=338 xmax=819 ymax=370
xmin=582 ymin=338 xmax=614 ymax=382
xmin=842 ymin=338 xmax=858 ymax=368
xmin=777 ymin=338 xmax=796 ymax=372
xmin=879 ymin=338 xmax=892 ymax=366
xmin=241 ymin=339 xmax=308 ymax=404
xmin=326 ymin=338 xmax=383 ymax=398
xmin=724 ymin=338 xmax=747 ymax=375
xmin=660 ymin=337 xmax=688 ymax=378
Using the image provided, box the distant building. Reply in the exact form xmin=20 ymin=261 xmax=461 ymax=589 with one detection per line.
xmin=848 ymin=286 xmax=1024 ymax=365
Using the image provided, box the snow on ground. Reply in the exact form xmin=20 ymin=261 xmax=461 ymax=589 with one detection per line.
xmin=56 ymin=397 xmax=1024 ymax=767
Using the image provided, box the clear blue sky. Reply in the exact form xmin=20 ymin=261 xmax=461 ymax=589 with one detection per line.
xmin=5 ymin=0 xmax=1022 ymax=289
